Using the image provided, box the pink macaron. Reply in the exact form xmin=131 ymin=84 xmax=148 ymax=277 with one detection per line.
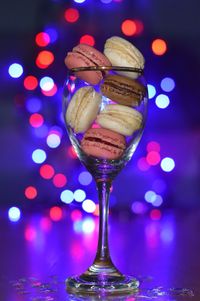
xmin=65 ymin=44 xmax=111 ymax=85
xmin=81 ymin=127 xmax=126 ymax=160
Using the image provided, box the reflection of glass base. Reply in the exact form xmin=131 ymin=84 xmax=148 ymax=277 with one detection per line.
xmin=66 ymin=273 xmax=139 ymax=296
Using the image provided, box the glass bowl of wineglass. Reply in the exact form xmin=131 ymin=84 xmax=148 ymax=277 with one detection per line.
xmin=63 ymin=66 xmax=148 ymax=296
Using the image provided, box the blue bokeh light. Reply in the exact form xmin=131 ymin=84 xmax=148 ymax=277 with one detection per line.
xmin=8 ymin=63 xmax=23 ymax=78
xmin=152 ymin=195 xmax=163 ymax=207
xmin=40 ymin=77 xmax=54 ymax=91
xmin=78 ymin=171 xmax=92 ymax=186
xmin=34 ymin=124 xmax=48 ymax=138
xmin=73 ymin=220 xmax=83 ymax=233
xmin=45 ymin=28 xmax=58 ymax=43
xmin=8 ymin=207 xmax=21 ymax=222
xmin=160 ymin=77 xmax=175 ymax=92
xmin=161 ymin=157 xmax=175 ymax=172
xmin=100 ymin=0 xmax=112 ymax=3
xmin=32 ymin=149 xmax=46 ymax=164
xmin=26 ymin=97 xmax=42 ymax=113
xmin=155 ymin=94 xmax=170 ymax=109
xmin=74 ymin=189 xmax=86 ymax=202
xmin=60 ymin=190 xmax=74 ymax=204
xmin=147 ymin=84 xmax=156 ymax=99
xmin=144 ymin=190 xmax=157 ymax=203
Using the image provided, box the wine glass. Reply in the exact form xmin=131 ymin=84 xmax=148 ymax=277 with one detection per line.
xmin=63 ymin=66 xmax=148 ymax=296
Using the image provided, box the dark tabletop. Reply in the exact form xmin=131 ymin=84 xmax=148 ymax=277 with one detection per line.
xmin=0 ymin=209 xmax=200 ymax=301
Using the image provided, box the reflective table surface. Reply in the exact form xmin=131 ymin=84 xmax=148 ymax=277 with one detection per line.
xmin=1 ymin=209 xmax=199 ymax=300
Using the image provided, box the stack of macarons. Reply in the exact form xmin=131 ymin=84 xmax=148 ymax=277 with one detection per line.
xmin=65 ymin=36 xmax=146 ymax=160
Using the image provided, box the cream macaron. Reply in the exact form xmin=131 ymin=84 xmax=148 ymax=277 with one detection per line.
xmin=104 ymin=36 xmax=145 ymax=78
xmin=66 ymin=86 xmax=102 ymax=133
xmin=96 ymin=104 xmax=143 ymax=136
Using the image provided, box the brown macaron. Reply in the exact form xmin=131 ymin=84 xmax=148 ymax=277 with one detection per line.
xmin=100 ymin=74 xmax=146 ymax=107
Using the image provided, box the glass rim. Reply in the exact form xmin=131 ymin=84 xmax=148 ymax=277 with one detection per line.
xmin=69 ymin=66 xmax=143 ymax=74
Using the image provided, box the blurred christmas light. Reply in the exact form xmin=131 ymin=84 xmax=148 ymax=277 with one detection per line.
xmin=160 ymin=77 xmax=175 ymax=92
xmin=26 ymin=97 xmax=42 ymax=113
xmin=32 ymin=149 xmax=46 ymax=164
xmin=121 ymin=19 xmax=136 ymax=36
xmin=40 ymin=164 xmax=55 ymax=179
xmin=40 ymin=217 xmax=52 ymax=231
xmin=147 ymin=84 xmax=156 ymax=99
xmin=73 ymin=220 xmax=83 ymax=233
xmin=45 ymin=28 xmax=58 ymax=43
xmin=35 ymin=32 xmax=50 ymax=47
xmin=8 ymin=207 xmax=21 ymax=222
xmin=8 ymin=63 xmax=23 ymax=78
xmin=137 ymin=157 xmax=150 ymax=171
xmin=74 ymin=189 xmax=86 ymax=202
xmin=25 ymin=227 xmax=37 ymax=241
xmin=144 ymin=190 xmax=157 ymax=203
xmin=146 ymin=151 xmax=161 ymax=166
xmin=147 ymin=141 xmax=160 ymax=153
xmin=73 ymin=0 xmax=86 ymax=3
xmin=71 ymin=209 xmax=82 ymax=221
xmin=152 ymin=38 xmax=167 ymax=56
xmin=36 ymin=51 xmax=54 ymax=69
xmin=46 ymin=133 xmax=61 ymax=148
xmin=49 ymin=206 xmax=63 ymax=221
xmin=78 ymin=171 xmax=92 ymax=186
xmin=161 ymin=157 xmax=175 ymax=172
xmin=53 ymin=173 xmax=67 ymax=188
xmin=155 ymin=94 xmax=170 ymax=109
xmin=64 ymin=8 xmax=79 ymax=23
xmin=100 ymin=0 xmax=112 ymax=3
xmin=150 ymin=209 xmax=162 ymax=220
xmin=82 ymin=217 xmax=95 ymax=234
xmin=41 ymin=84 xmax=57 ymax=96
xmin=24 ymin=76 xmax=38 ymax=90
xmin=82 ymin=199 xmax=96 ymax=213
xmin=161 ymin=226 xmax=174 ymax=243
xmin=80 ymin=35 xmax=95 ymax=46
xmin=133 ymin=19 xmax=144 ymax=35
xmin=25 ymin=186 xmax=37 ymax=199
xmin=152 ymin=194 xmax=163 ymax=207
xmin=131 ymin=202 xmax=147 ymax=214
xmin=40 ymin=76 xmax=54 ymax=91
xmin=60 ymin=189 xmax=74 ymax=204
xmin=29 ymin=113 xmax=44 ymax=128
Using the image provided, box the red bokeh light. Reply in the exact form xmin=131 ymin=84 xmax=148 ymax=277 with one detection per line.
xmin=36 ymin=50 xmax=54 ymax=69
xmin=151 ymin=39 xmax=167 ymax=56
xmin=68 ymin=146 xmax=78 ymax=159
xmin=146 ymin=151 xmax=161 ymax=166
xmin=134 ymin=19 xmax=144 ymax=35
xmin=150 ymin=209 xmax=162 ymax=220
xmin=121 ymin=19 xmax=137 ymax=36
xmin=40 ymin=164 xmax=55 ymax=179
xmin=24 ymin=76 xmax=38 ymax=90
xmin=71 ymin=209 xmax=82 ymax=221
xmin=64 ymin=8 xmax=79 ymax=23
xmin=24 ymin=186 xmax=37 ymax=200
xmin=41 ymin=84 xmax=57 ymax=96
xmin=80 ymin=35 xmax=95 ymax=46
xmin=147 ymin=141 xmax=161 ymax=153
xmin=137 ymin=157 xmax=150 ymax=171
xmin=35 ymin=32 xmax=50 ymax=47
xmin=53 ymin=173 xmax=67 ymax=188
xmin=49 ymin=206 xmax=63 ymax=221
xmin=25 ymin=227 xmax=37 ymax=241
xmin=29 ymin=113 xmax=44 ymax=128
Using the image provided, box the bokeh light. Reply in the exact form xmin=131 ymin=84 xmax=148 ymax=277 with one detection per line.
xmin=8 ymin=207 xmax=21 ymax=222
xmin=150 ymin=209 xmax=162 ymax=220
xmin=147 ymin=84 xmax=156 ymax=99
xmin=26 ymin=97 xmax=42 ymax=113
xmin=161 ymin=157 xmax=175 ymax=172
xmin=24 ymin=76 xmax=38 ymax=90
xmin=152 ymin=38 xmax=167 ymax=56
xmin=137 ymin=157 xmax=150 ymax=171
xmin=45 ymin=28 xmax=58 ymax=43
xmin=60 ymin=189 xmax=74 ymax=204
xmin=49 ymin=206 xmax=63 ymax=221
xmin=82 ymin=199 xmax=96 ymax=213
xmin=25 ymin=227 xmax=37 ymax=241
xmin=29 ymin=113 xmax=44 ymax=128
xmin=160 ymin=77 xmax=175 ymax=92
xmin=121 ymin=19 xmax=137 ymax=36
xmin=80 ymin=35 xmax=95 ymax=46
xmin=74 ymin=189 xmax=86 ymax=202
xmin=78 ymin=171 xmax=92 ymax=186
xmin=25 ymin=186 xmax=37 ymax=200
xmin=146 ymin=151 xmax=161 ymax=166
xmin=36 ymin=51 xmax=54 ymax=69
xmin=35 ymin=32 xmax=50 ymax=47
xmin=100 ymin=0 xmax=112 ymax=3
xmin=32 ymin=149 xmax=46 ymax=164
xmin=73 ymin=0 xmax=86 ymax=3
xmin=147 ymin=141 xmax=161 ymax=153
xmin=132 ymin=202 xmax=147 ymax=214
xmin=82 ymin=218 xmax=95 ymax=234
xmin=152 ymin=194 xmax=163 ymax=207
xmin=41 ymin=84 xmax=57 ymax=96
xmin=144 ymin=190 xmax=157 ymax=203
xmin=40 ymin=164 xmax=55 ymax=179
xmin=71 ymin=209 xmax=82 ymax=221
xmin=8 ymin=63 xmax=23 ymax=78
xmin=40 ymin=76 xmax=54 ymax=91
xmin=34 ymin=124 xmax=48 ymax=138
xmin=64 ymin=8 xmax=79 ymax=23
xmin=46 ymin=133 xmax=61 ymax=148
xmin=52 ymin=174 xmax=67 ymax=188
xmin=155 ymin=94 xmax=170 ymax=109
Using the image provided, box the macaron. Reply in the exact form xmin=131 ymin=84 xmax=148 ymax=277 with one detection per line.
xmin=65 ymin=44 xmax=111 ymax=85
xmin=66 ymin=86 xmax=102 ymax=133
xmin=104 ymin=36 xmax=145 ymax=79
xmin=96 ymin=104 xmax=143 ymax=136
xmin=100 ymin=74 xmax=146 ymax=107
xmin=81 ymin=128 xmax=126 ymax=160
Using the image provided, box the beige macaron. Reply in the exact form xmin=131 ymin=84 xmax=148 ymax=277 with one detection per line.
xmin=96 ymin=104 xmax=143 ymax=136
xmin=104 ymin=36 xmax=145 ymax=79
xmin=66 ymin=86 xmax=102 ymax=133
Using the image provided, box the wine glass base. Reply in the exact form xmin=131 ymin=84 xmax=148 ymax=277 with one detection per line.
xmin=66 ymin=274 xmax=139 ymax=296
